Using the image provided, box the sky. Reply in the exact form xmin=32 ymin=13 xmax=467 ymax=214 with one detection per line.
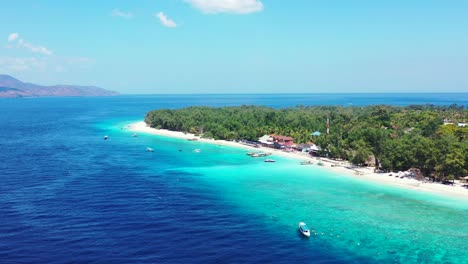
xmin=1 ymin=0 xmax=468 ymax=94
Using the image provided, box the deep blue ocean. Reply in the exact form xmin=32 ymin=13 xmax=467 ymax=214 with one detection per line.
xmin=1 ymin=93 xmax=467 ymax=264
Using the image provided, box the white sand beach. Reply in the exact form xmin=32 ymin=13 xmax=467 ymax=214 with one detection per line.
xmin=127 ymin=121 xmax=468 ymax=200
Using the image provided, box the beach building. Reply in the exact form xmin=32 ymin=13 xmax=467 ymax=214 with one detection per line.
xmin=295 ymin=143 xmax=321 ymax=154
xmin=443 ymin=119 xmax=454 ymax=125
xmin=309 ymin=144 xmax=321 ymax=153
xmin=271 ymin=135 xmax=295 ymax=149
xmin=311 ymin=131 xmax=321 ymax=136
xmin=258 ymin=135 xmax=274 ymax=147
xmin=259 ymin=134 xmax=295 ymax=149
xmin=296 ymin=143 xmax=312 ymax=152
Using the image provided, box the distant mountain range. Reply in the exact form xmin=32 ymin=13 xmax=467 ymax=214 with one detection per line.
xmin=0 ymin=75 xmax=119 ymax=98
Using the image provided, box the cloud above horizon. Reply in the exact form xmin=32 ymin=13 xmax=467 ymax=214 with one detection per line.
xmin=111 ymin=9 xmax=133 ymax=18
xmin=6 ymin=33 xmax=53 ymax=55
xmin=8 ymin=33 xmax=19 ymax=42
xmin=184 ymin=0 xmax=263 ymax=14
xmin=0 ymin=57 xmax=46 ymax=72
xmin=2 ymin=33 xmax=94 ymax=74
xmin=0 ymin=56 xmax=94 ymax=73
xmin=155 ymin=12 xmax=177 ymax=28
xmin=18 ymin=39 xmax=53 ymax=55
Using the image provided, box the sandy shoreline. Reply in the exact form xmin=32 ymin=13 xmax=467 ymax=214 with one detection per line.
xmin=127 ymin=121 xmax=468 ymax=200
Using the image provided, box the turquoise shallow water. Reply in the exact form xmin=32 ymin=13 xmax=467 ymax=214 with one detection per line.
xmin=114 ymin=120 xmax=468 ymax=264
xmin=1 ymin=95 xmax=467 ymax=263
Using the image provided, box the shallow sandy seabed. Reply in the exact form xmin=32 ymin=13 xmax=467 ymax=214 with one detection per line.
xmin=127 ymin=121 xmax=468 ymax=200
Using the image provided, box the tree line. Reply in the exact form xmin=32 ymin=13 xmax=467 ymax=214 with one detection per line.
xmin=145 ymin=104 xmax=467 ymax=181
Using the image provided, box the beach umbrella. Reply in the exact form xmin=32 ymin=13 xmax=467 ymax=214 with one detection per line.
xmin=311 ymin=131 xmax=321 ymax=136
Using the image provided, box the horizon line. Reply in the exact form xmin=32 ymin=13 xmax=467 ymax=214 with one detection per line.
xmin=119 ymin=92 xmax=468 ymax=95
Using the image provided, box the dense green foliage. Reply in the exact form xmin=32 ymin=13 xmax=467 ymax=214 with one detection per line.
xmin=145 ymin=104 xmax=468 ymax=180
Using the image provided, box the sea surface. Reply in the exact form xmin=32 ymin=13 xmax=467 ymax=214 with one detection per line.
xmin=1 ymin=93 xmax=467 ymax=264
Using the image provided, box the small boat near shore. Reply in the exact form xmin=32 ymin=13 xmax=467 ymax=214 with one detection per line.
xmin=298 ymin=222 xmax=311 ymax=237
xmin=247 ymin=152 xmax=272 ymax=157
xmin=146 ymin=147 xmax=154 ymax=152
xmin=264 ymin=159 xmax=276 ymax=163
xmin=300 ymin=160 xmax=313 ymax=165
xmin=187 ymin=138 xmax=198 ymax=141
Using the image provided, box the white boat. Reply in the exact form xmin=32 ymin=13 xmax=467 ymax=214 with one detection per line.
xmin=298 ymin=222 xmax=311 ymax=237
xmin=193 ymin=149 xmax=201 ymax=153
xmin=264 ymin=159 xmax=276 ymax=163
xmin=133 ymin=133 xmax=138 ymax=137
xmin=248 ymin=152 xmax=271 ymax=157
xmin=146 ymin=147 xmax=154 ymax=152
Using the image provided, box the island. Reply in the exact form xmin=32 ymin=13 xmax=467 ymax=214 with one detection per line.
xmin=0 ymin=74 xmax=119 ymax=98
xmin=142 ymin=105 xmax=467 ymax=185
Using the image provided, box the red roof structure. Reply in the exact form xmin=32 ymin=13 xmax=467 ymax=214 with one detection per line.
xmin=271 ymin=134 xmax=295 ymax=146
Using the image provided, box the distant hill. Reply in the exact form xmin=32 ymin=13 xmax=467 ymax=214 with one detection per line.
xmin=0 ymin=75 xmax=119 ymax=98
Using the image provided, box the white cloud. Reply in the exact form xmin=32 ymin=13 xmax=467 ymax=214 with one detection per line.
xmin=8 ymin=33 xmax=19 ymax=42
xmin=185 ymin=0 xmax=263 ymax=14
xmin=64 ymin=57 xmax=95 ymax=67
xmin=5 ymin=33 xmax=53 ymax=55
xmin=111 ymin=9 xmax=133 ymax=18
xmin=17 ymin=39 xmax=53 ymax=55
xmin=2 ymin=34 xmax=93 ymax=74
xmin=0 ymin=56 xmax=94 ymax=73
xmin=155 ymin=12 xmax=177 ymax=28
xmin=0 ymin=57 xmax=47 ymax=72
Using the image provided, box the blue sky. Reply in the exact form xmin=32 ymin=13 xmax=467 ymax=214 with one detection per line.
xmin=1 ymin=0 xmax=467 ymax=94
